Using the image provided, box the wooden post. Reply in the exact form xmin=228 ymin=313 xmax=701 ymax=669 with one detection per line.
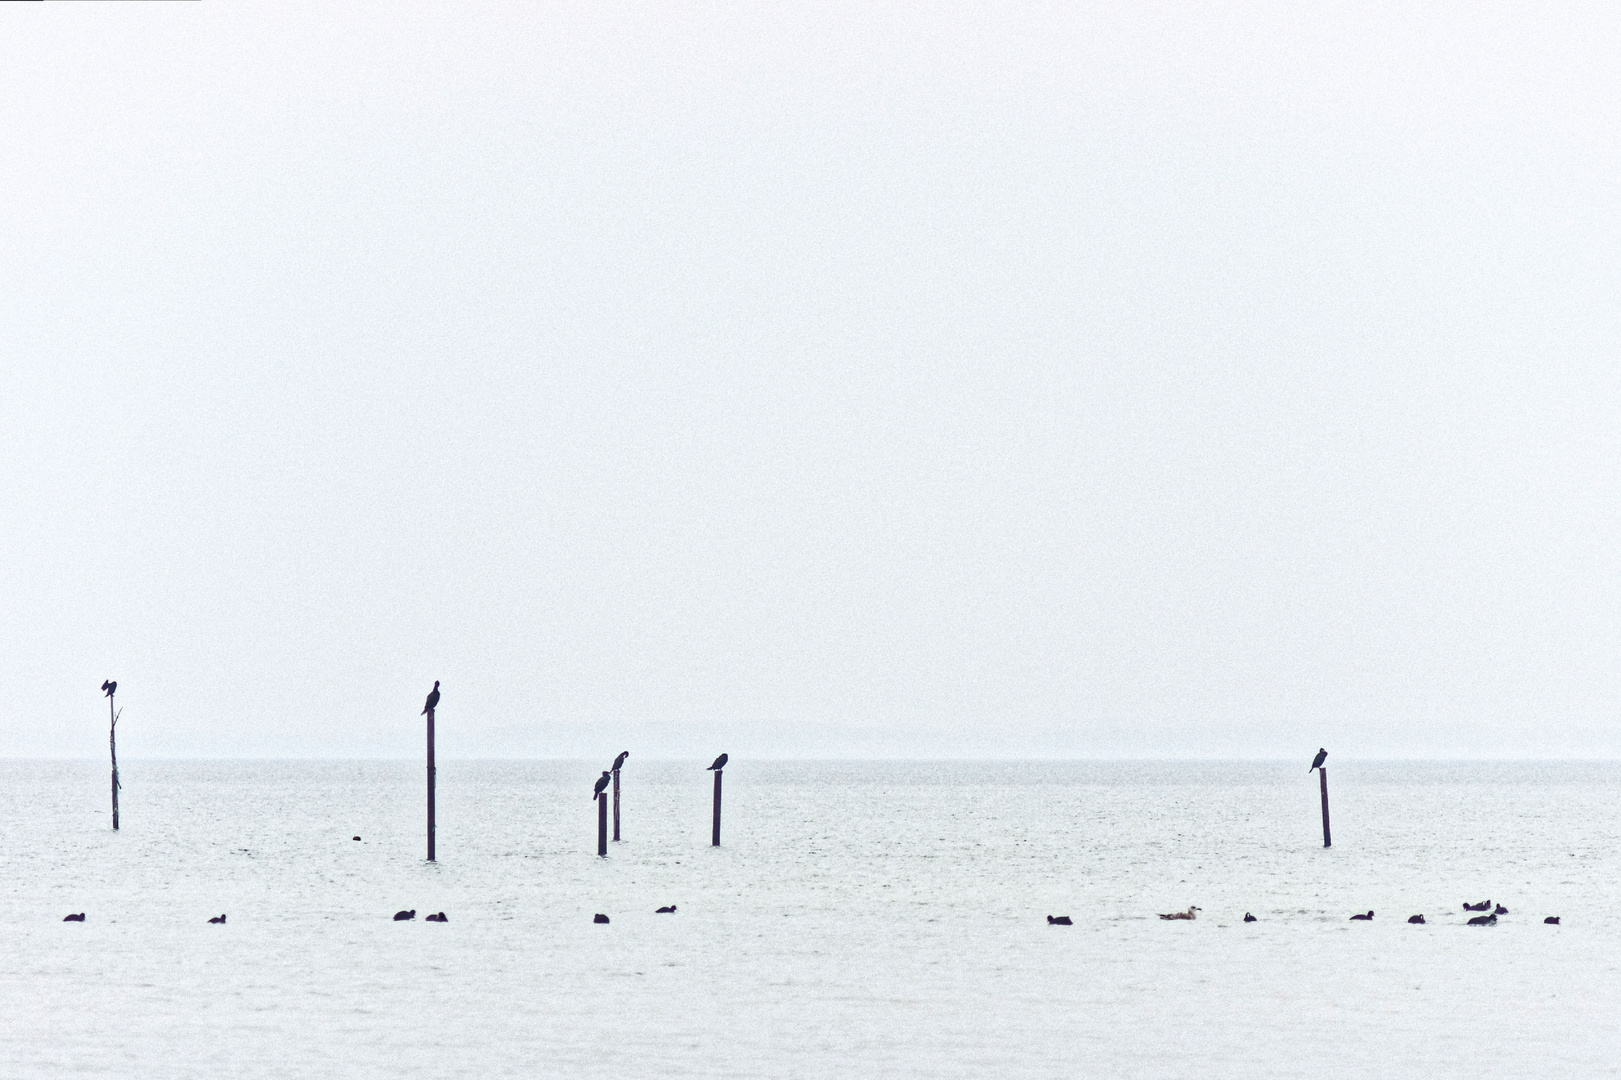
xmin=597 ymin=791 xmax=608 ymax=857
xmin=1319 ymin=766 xmax=1332 ymax=848
xmin=108 ymin=691 xmax=120 ymax=832
xmin=426 ymin=707 xmax=436 ymax=862
xmin=612 ymin=768 xmax=621 ymax=842
xmin=711 ymin=767 xmax=722 ymax=847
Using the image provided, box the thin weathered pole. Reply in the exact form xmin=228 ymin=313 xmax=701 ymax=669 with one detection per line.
xmin=597 ymin=791 xmax=608 ymax=856
xmin=108 ymin=692 xmax=120 ymax=832
xmin=426 ymin=707 xmax=436 ymax=862
xmin=612 ymin=768 xmax=621 ymax=842
xmin=1319 ymin=766 xmax=1332 ymax=848
xmin=711 ymin=767 xmax=722 ymax=847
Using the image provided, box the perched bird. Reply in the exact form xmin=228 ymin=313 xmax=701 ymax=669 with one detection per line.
xmin=62 ymin=913 xmax=85 ymax=922
xmin=208 ymin=914 xmax=227 ymax=924
xmin=593 ymin=913 xmax=610 ymax=924
xmin=593 ymin=771 xmax=612 ymax=799
xmin=1408 ymin=915 xmax=1426 ymax=924
xmin=1350 ymin=911 xmax=1374 ymax=921
xmin=655 ymin=905 xmax=676 ymax=914
xmin=1467 ymin=913 xmax=1497 ymax=926
xmin=1494 ymin=904 xmax=1509 ymax=916
xmin=707 ymin=753 xmax=728 ymax=771
xmin=1158 ymin=906 xmax=1200 ymax=920
xmin=422 ymin=681 xmax=440 ymax=715
xmin=425 ymin=912 xmax=448 ymax=923
xmin=1309 ymin=748 xmax=1327 ymax=773
xmin=1545 ymin=916 xmax=1561 ymax=925
xmin=1464 ymin=900 xmax=1492 ymax=912
xmin=1047 ymin=915 xmax=1073 ymax=925
xmin=393 ymin=909 xmax=416 ymax=921
xmin=1243 ymin=913 xmax=1257 ymax=922
xmin=101 ymin=680 xmax=117 ymax=697
xmin=613 ymin=751 xmax=629 ymax=771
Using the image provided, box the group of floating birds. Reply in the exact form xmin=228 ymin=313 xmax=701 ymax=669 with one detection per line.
xmin=1039 ymin=901 xmax=1562 ymax=926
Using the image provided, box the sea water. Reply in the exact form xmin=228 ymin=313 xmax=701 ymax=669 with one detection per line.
xmin=1 ymin=760 xmax=1618 ymax=1078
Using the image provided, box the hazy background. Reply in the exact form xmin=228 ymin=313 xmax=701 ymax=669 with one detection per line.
xmin=3 ymin=2 xmax=1619 ymax=759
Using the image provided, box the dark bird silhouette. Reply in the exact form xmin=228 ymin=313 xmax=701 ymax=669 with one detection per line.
xmin=1243 ymin=913 xmax=1257 ymax=922
xmin=1047 ymin=915 xmax=1073 ymax=925
xmin=1350 ymin=910 xmax=1374 ymax=921
xmin=656 ymin=905 xmax=676 ymax=914
xmin=101 ymin=680 xmax=117 ymax=697
xmin=1545 ymin=916 xmax=1561 ymax=925
xmin=1309 ymin=748 xmax=1327 ymax=772
xmin=593 ymin=913 xmax=610 ymax=924
xmin=63 ymin=913 xmax=85 ymax=922
xmin=208 ymin=914 xmax=226 ymax=924
xmin=1464 ymin=900 xmax=1492 ymax=912
xmin=422 ymin=681 xmax=440 ymax=715
xmin=352 ymin=836 xmax=361 ymax=841
xmin=613 ymin=751 xmax=629 ymax=771
xmin=593 ymin=771 xmax=611 ymax=799
xmin=425 ymin=912 xmax=448 ymax=922
xmin=1494 ymin=904 xmax=1509 ymax=916
xmin=1467 ymin=913 xmax=1497 ymax=926
xmin=708 ymin=753 xmax=728 ymax=771
xmin=393 ymin=909 xmax=416 ymax=921
xmin=1408 ymin=915 xmax=1426 ymax=924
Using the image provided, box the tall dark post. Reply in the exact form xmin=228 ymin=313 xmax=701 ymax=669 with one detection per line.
xmin=106 ymin=686 xmax=120 ymax=831
xmin=1319 ymin=767 xmax=1332 ymax=848
xmin=597 ymin=791 xmax=608 ymax=857
xmin=426 ymin=707 xmax=436 ymax=862
xmin=711 ymin=767 xmax=723 ymax=847
xmin=612 ymin=768 xmax=621 ymax=842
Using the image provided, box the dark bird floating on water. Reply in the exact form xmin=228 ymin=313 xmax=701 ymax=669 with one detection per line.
xmin=593 ymin=771 xmax=611 ymax=799
xmin=1464 ymin=900 xmax=1492 ymax=912
xmin=1468 ymin=913 xmax=1497 ymax=926
xmin=707 ymin=753 xmax=728 ymax=771
xmin=1350 ymin=911 xmax=1374 ymax=921
xmin=422 ymin=681 xmax=440 ymax=715
xmin=1047 ymin=915 xmax=1072 ymax=925
xmin=352 ymin=836 xmax=361 ymax=841
xmin=63 ymin=913 xmax=85 ymax=922
xmin=1408 ymin=915 xmax=1426 ymax=924
xmin=101 ymin=680 xmax=117 ymax=697
xmin=1545 ymin=917 xmax=1561 ymax=924
xmin=656 ymin=905 xmax=676 ymax=914
xmin=1244 ymin=913 xmax=1257 ymax=922
xmin=393 ymin=910 xmax=416 ymax=921
xmin=425 ymin=912 xmax=448 ymax=922
xmin=1309 ymin=748 xmax=1327 ymax=772
xmin=594 ymin=914 xmax=610 ymax=924
xmin=1494 ymin=904 xmax=1509 ymax=916
xmin=209 ymin=914 xmax=226 ymax=924
xmin=613 ymin=751 xmax=629 ymax=771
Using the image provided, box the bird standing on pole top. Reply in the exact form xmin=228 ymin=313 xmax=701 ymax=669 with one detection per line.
xmin=593 ymin=771 xmax=611 ymax=798
xmin=422 ymin=681 xmax=440 ymax=715
xmin=707 ymin=753 xmax=728 ymax=771
xmin=101 ymin=680 xmax=117 ymax=698
xmin=613 ymin=751 xmax=629 ymax=771
xmin=1309 ymin=748 xmax=1327 ymax=772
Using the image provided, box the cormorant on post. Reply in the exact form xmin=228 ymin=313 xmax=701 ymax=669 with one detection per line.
xmin=593 ymin=771 xmax=611 ymax=799
xmin=1309 ymin=748 xmax=1327 ymax=773
xmin=612 ymin=751 xmax=629 ymax=771
xmin=707 ymin=753 xmax=728 ymax=771
xmin=421 ymin=681 xmax=440 ymax=715
xmin=101 ymin=680 xmax=116 ymax=697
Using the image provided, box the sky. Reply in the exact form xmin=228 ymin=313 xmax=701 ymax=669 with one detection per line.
xmin=3 ymin=1 xmax=1620 ymax=759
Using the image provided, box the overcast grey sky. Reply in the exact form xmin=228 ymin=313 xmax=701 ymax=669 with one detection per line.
xmin=3 ymin=2 xmax=1619 ymax=759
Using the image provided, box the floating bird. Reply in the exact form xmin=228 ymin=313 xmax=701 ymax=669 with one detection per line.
xmin=1158 ymin=906 xmax=1200 ymax=921
xmin=393 ymin=909 xmax=416 ymax=921
xmin=1350 ymin=911 xmax=1374 ymax=921
xmin=1309 ymin=748 xmax=1327 ymax=772
xmin=593 ymin=914 xmax=610 ymax=924
xmin=1467 ymin=913 xmax=1497 ymax=926
xmin=352 ymin=836 xmax=361 ymax=841
xmin=1408 ymin=915 xmax=1426 ymax=924
xmin=656 ymin=905 xmax=676 ymax=914
xmin=101 ymin=680 xmax=116 ymax=697
xmin=1494 ymin=904 xmax=1509 ymax=916
xmin=63 ymin=913 xmax=85 ymax=922
xmin=1545 ymin=916 xmax=1561 ymax=925
xmin=593 ymin=771 xmax=611 ymax=799
xmin=1047 ymin=915 xmax=1073 ymax=925
xmin=422 ymin=681 xmax=440 ymax=715
xmin=707 ymin=753 xmax=728 ymax=771
xmin=1464 ymin=900 xmax=1492 ymax=912
xmin=613 ymin=751 xmax=629 ymax=771
xmin=1243 ymin=913 xmax=1257 ymax=922
xmin=208 ymin=914 xmax=226 ymax=924
xmin=425 ymin=912 xmax=448 ymax=922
